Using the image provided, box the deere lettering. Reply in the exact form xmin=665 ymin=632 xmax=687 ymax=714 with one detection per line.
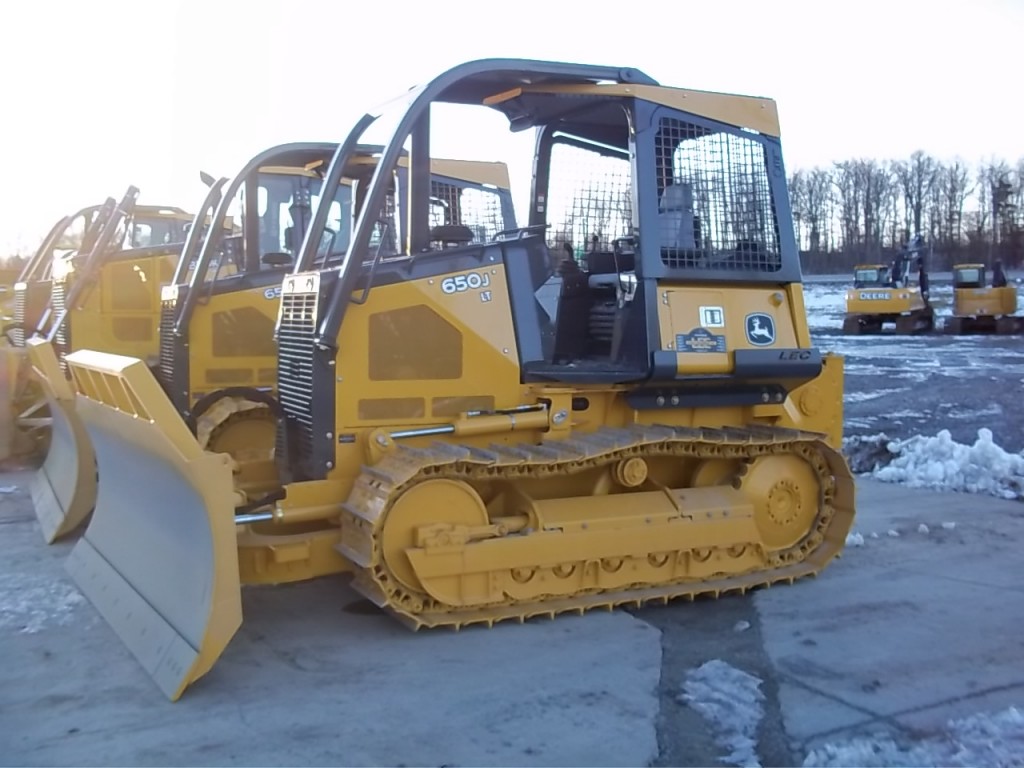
xmin=858 ymin=291 xmax=890 ymax=301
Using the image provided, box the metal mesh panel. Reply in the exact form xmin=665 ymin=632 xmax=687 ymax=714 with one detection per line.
xmin=429 ymin=181 xmax=506 ymax=243
xmin=545 ymin=141 xmax=632 ymax=260
xmin=655 ymin=117 xmax=780 ymax=272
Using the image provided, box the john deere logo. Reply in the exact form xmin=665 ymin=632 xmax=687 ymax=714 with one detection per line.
xmin=745 ymin=313 xmax=775 ymax=346
xmin=859 ymin=291 xmax=890 ymax=301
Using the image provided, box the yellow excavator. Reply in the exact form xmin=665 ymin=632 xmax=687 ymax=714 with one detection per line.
xmin=2 ymin=196 xmax=193 ymax=465
xmin=64 ymin=58 xmax=855 ymax=701
xmin=943 ymin=261 xmax=1022 ymax=334
xmin=842 ymin=238 xmax=934 ymax=334
xmin=30 ymin=142 xmax=516 ymax=544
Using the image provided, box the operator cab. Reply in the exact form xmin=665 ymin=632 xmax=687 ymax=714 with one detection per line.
xmin=853 ymin=265 xmax=889 ymax=289
xmin=953 ymin=264 xmax=986 ymax=289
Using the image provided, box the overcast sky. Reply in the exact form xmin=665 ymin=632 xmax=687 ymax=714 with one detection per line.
xmin=1 ymin=0 xmax=1021 ymax=254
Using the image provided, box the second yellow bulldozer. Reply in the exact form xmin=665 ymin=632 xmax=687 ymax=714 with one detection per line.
xmin=2 ymin=194 xmax=193 ymax=470
xmin=64 ymin=58 xmax=856 ymax=701
xmin=28 ymin=141 xmax=516 ymax=545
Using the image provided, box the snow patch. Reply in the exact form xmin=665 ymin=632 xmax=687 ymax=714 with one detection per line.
xmin=918 ymin=523 xmax=930 ymax=534
xmin=948 ymin=403 xmax=1003 ymax=420
xmin=0 ymin=572 xmax=86 ymax=634
xmin=845 ymin=532 xmax=865 ymax=547
xmin=803 ymin=705 xmax=1024 ymax=767
xmin=680 ymin=659 xmax=765 ymax=768
xmin=843 ymin=388 xmax=908 ymax=404
xmin=942 ymin=521 xmax=957 ymax=530
xmin=0 ymin=485 xmax=17 ymax=493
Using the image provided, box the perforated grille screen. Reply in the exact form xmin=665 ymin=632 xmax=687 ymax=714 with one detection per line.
xmin=429 ymin=181 xmax=506 ymax=244
xmin=545 ymin=141 xmax=632 ymax=259
xmin=656 ymin=117 xmax=780 ymax=272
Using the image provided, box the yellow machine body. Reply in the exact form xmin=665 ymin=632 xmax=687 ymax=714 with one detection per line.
xmin=944 ymin=264 xmax=1022 ymax=334
xmin=954 ymin=285 xmax=1017 ymax=317
xmin=63 ymin=61 xmax=856 ymax=701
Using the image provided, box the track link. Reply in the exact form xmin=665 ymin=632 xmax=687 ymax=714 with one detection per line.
xmin=338 ymin=424 xmax=856 ymax=629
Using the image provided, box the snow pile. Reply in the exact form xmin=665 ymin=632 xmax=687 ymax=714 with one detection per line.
xmin=874 ymin=428 xmax=1024 ymax=500
xmin=680 ymin=659 xmax=765 ymax=768
xmin=0 ymin=571 xmax=85 ymax=634
xmin=803 ymin=705 xmax=1024 ymax=767
xmin=843 ymin=429 xmax=1024 ymax=501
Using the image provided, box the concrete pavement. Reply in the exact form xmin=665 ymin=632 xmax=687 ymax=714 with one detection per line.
xmin=1 ymin=469 xmax=1022 ymax=766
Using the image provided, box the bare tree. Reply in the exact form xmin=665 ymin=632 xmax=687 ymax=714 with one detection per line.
xmin=860 ymin=159 xmax=893 ymax=256
xmin=805 ymin=169 xmax=831 ymax=253
xmin=934 ymin=159 xmax=973 ymax=246
xmin=832 ymin=160 xmax=864 ymax=252
xmin=893 ymin=150 xmax=938 ymax=239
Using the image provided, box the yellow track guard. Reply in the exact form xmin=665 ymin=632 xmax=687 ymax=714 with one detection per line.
xmin=26 ymin=338 xmax=97 ymax=543
xmin=63 ymin=349 xmax=242 ymax=701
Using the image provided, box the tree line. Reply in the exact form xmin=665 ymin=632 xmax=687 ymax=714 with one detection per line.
xmin=789 ymin=150 xmax=1022 ymax=273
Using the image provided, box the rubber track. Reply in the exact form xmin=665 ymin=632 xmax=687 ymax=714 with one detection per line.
xmin=338 ymin=423 xmax=856 ymax=630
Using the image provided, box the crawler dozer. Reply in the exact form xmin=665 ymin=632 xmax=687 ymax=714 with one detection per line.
xmin=65 ymin=58 xmax=855 ymax=701
xmin=22 ymin=181 xmax=235 ymax=540
xmin=842 ymin=247 xmax=934 ymax=334
xmin=942 ymin=262 xmax=1023 ymax=334
xmin=32 ymin=142 xmax=516 ymax=544
xmin=2 ymin=196 xmax=193 ymax=466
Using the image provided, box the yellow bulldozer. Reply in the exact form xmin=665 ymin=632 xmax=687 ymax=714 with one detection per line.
xmin=63 ymin=58 xmax=855 ymax=701
xmin=842 ymin=240 xmax=934 ymax=334
xmin=29 ymin=140 xmax=517 ymax=546
xmin=1 ymin=195 xmax=193 ymax=467
xmin=942 ymin=261 xmax=1022 ymax=334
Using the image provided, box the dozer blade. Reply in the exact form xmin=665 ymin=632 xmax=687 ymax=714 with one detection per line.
xmin=25 ymin=338 xmax=97 ymax=543
xmin=63 ymin=349 xmax=242 ymax=701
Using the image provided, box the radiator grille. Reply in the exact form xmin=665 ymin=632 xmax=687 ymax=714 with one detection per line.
xmin=51 ymin=280 xmax=70 ymax=370
xmin=276 ymin=288 xmax=319 ymax=474
xmin=158 ymin=296 xmax=177 ymax=389
xmin=11 ymin=285 xmax=25 ymax=346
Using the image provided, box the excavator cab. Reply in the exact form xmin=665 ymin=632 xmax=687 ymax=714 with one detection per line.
xmin=852 ymin=264 xmax=889 ymax=289
xmin=952 ymin=264 xmax=986 ymax=289
xmin=64 ymin=58 xmax=853 ymax=701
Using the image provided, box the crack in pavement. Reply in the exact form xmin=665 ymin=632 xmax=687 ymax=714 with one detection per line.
xmin=789 ymin=676 xmax=1024 ymax=750
xmin=633 ymin=593 xmax=796 ymax=768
